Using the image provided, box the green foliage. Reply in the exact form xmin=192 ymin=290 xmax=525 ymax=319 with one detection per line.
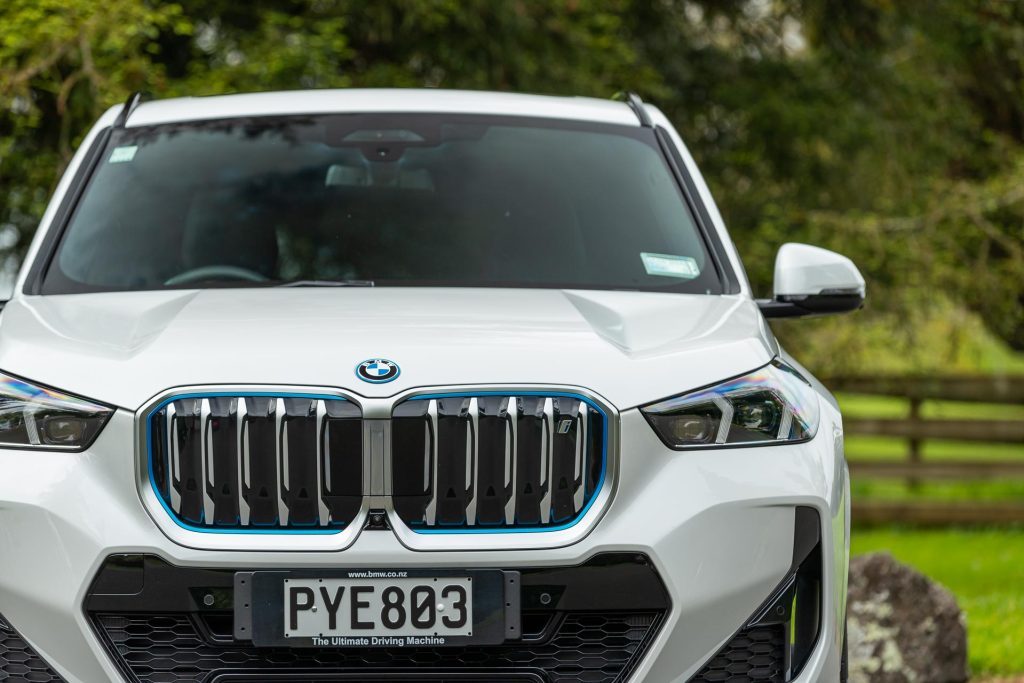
xmin=852 ymin=528 xmax=1024 ymax=675
xmin=0 ymin=0 xmax=190 ymax=246
xmin=629 ymin=1 xmax=1024 ymax=368
xmin=1 ymin=0 xmax=1023 ymax=372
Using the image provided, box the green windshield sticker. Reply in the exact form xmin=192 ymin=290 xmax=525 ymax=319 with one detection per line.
xmin=109 ymin=145 xmax=138 ymax=163
xmin=641 ymin=252 xmax=700 ymax=279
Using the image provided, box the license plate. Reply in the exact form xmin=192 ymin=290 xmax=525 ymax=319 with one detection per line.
xmin=237 ymin=569 xmax=518 ymax=647
xmin=285 ymin=576 xmax=473 ymax=639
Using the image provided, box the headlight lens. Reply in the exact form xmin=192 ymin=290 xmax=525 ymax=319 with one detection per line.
xmin=641 ymin=361 xmax=820 ymax=449
xmin=0 ymin=372 xmax=113 ymax=450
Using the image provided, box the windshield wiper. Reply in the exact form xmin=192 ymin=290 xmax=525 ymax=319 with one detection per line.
xmin=276 ymin=279 xmax=375 ymax=288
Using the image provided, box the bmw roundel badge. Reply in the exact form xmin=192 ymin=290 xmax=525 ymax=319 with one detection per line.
xmin=356 ymin=358 xmax=400 ymax=383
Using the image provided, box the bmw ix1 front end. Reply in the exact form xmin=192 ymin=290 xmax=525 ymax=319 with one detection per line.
xmin=0 ymin=89 xmax=862 ymax=683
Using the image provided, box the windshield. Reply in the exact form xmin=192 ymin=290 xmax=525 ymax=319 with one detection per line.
xmin=41 ymin=114 xmax=722 ymax=294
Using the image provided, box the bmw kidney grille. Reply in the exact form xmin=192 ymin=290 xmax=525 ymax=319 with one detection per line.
xmin=148 ymin=395 xmax=364 ymax=531
xmin=147 ymin=392 xmax=606 ymax=533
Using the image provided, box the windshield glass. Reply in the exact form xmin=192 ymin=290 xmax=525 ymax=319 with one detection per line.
xmin=42 ymin=114 xmax=722 ymax=294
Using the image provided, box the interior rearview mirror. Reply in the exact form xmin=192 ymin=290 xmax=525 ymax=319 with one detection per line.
xmin=758 ymin=243 xmax=865 ymax=319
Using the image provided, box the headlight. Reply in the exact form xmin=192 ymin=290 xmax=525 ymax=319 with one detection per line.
xmin=641 ymin=361 xmax=820 ymax=449
xmin=0 ymin=372 xmax=113 ymax=450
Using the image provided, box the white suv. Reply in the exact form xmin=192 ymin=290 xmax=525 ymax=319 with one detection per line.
xmin=0 ymin=89 xmax=863 ymax=683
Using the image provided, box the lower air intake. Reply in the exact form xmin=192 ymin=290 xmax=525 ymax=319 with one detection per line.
xmin=0 ymin=614 xmax=66 ymax=682
xmin=688 ymin=625 xmax=786 ymax=683
xmin=93 ymin=612 xmax=659 ymax=683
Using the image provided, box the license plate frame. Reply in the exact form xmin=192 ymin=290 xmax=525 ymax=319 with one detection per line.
xmin=236 ymin=569 xmax=519 ymax=648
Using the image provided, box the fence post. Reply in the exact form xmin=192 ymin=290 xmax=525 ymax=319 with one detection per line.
xmin=908 ymin=397 xmax=923 ymax=490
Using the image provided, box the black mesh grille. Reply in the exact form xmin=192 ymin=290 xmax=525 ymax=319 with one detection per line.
xmin=688 ymin=625 xmax=786 ymax=683
xmin=0 ymin=615 xmax=66 ymax=683
xmin=93 ymin=611 xmax=659 ymax=683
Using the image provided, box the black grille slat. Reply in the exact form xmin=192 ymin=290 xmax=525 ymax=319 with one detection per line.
xmin=242 ymin=398 xmax=280 ymax=526
xmin=173 ymin=399 xmax=204 ymax=524
xmin=475 ymin=397 xmax=511 ymax=525
xmin=322 ymin=401 xmax=363 ymax=523
xmin=585 ymin=410 xmax=604 ymax=498
xmin=435 ymin=398 xmax=473 ymax=525
xmin=392 ymin=401 xmax=433 ymax=522
xmin=549 ymin=398 xmax=581 ymax=524
xmin=208 ymin=398 xmax=240 ymax=525
xmin=514 ymin=398 xmax=548 ymax=525
xmin=151 ymin=411 xmax=170 ymax=501
xmin=281 ymin=399 xmax=319 ymax=526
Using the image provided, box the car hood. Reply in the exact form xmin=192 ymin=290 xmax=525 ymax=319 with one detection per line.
xmin=0 ymin=288 xmax=776 ymax=410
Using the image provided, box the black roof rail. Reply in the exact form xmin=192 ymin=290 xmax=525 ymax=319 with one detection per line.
xmin=614 ymin=91 xmax=653 ymax=128
xmin=113 ymin=91 xmax=143 ymax=129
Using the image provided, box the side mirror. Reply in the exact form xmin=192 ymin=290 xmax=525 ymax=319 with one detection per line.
xmin=758 ymin=243 xmax=865 ymax=319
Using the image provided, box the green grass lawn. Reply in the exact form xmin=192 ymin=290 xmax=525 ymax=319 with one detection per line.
xmin=852 ymin=528 xmax=1024 ymax=676
xmin=851 ymin=478 xmax=1024 ymax=502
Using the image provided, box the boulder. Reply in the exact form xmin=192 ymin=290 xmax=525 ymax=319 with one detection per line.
xmin=848 ymin=552 xmax=969 ymax=683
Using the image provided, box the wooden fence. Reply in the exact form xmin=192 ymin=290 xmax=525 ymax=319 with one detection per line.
xmin=824 ymin=375 xmax=1024 ymax=525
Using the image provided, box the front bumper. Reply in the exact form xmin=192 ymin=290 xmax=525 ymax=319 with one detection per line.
xmin=83 ymin=552 xmax=669 ymax=682
xmin=0 ymin=404 xmax=849 ymax=682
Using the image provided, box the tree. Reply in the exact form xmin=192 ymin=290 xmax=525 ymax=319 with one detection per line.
xmin=1 ymin=0 xmax=1021 ymax=371
xmin=0 ymin=0 xmax=190 ymax=257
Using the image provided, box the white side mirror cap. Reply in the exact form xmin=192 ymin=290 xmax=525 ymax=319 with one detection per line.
xmin=774 ymin=243 xmax=865 ymax=298
xmin=760 ymin=243 xmax=866 ymax=318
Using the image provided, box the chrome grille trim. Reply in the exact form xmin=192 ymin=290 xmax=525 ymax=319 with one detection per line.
xmin=315 ymin=401 xmax=329 ymax=526
xmin=166 ymin=401 xmax=179 ymax=513
xmin=575 ymin=401 xmax=588 ymax=513
xmin=236 ymin=397 xmax=250 ymax=525
xmin=465 ymin=396 xmax=479 ymax=526
xmin=505 ymin=400 xmax=519 ymax=525
xmin=424 ymin=399 xmax=439 ymax=526
xmin=540 ymin=397 xmax=554 ymax=524
xmin=274 ymin=398 xmax=287 ymax=526
xmin=200 ymin=398 xmax=214 ymax=524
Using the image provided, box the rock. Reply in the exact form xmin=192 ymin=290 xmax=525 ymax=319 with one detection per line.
xmin=847 ymin=552 xmax=969 ymax=683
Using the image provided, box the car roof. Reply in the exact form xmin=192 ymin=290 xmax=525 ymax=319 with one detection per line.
xmin=125 ymin=89 xmax=643 ymax=128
